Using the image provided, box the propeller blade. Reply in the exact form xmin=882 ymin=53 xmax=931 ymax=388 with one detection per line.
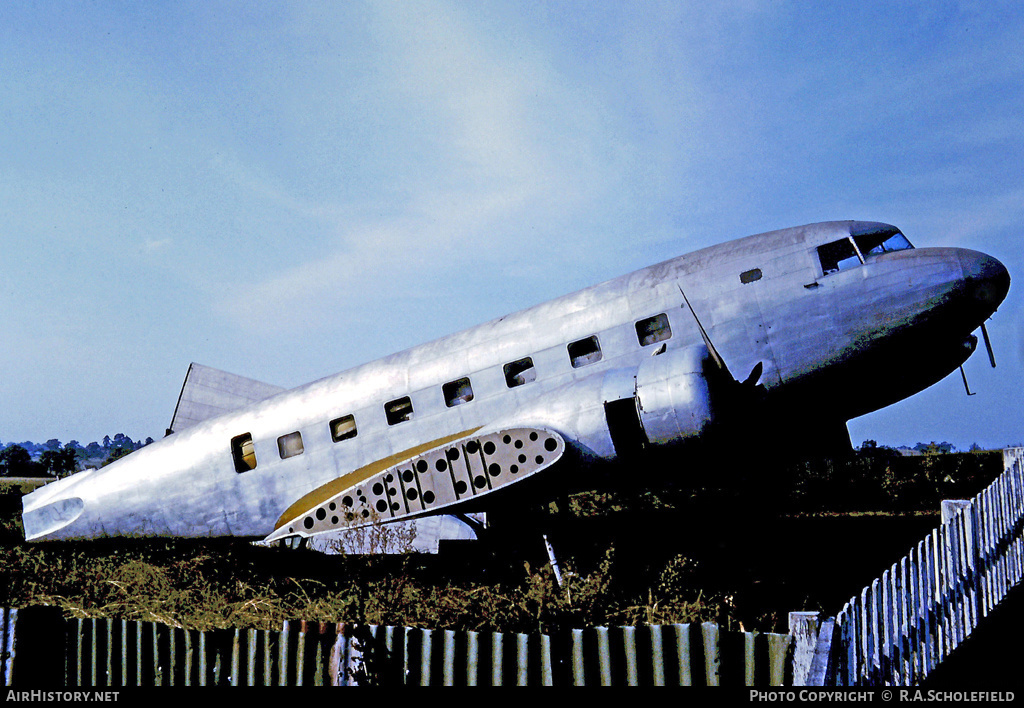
xmin=742 ymin=361 xmax=764 ymax=387
xmin=678 ymin=286 xmax=732 ymax=378
xmin=679 ymin=285 xmax=764 ymax=391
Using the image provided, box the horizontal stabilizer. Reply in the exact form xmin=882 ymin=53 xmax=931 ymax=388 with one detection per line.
xmin=266 ymin=427 xmax=566 ymax=544
xmin=168 ymin=363 xmax=287 ymax=434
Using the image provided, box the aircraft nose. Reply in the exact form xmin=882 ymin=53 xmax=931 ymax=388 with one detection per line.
xmin=959 ymin=250 xmax=1010 ymax=313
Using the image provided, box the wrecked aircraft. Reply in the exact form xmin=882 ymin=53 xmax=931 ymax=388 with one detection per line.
xmin=22 ymin=221 xmax=1009 ymax=550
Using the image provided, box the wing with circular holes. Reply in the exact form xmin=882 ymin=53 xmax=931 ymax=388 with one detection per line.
xmin=265 ymin=427 xmax=565 ymax=543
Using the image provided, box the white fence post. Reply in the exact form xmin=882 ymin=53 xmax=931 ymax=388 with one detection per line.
xmin=789 ymin=611 xmax=819 ymax=686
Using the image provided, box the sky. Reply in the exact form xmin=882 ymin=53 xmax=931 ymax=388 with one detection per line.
xmin=1 ymin=1 xmax=1021 ymax=451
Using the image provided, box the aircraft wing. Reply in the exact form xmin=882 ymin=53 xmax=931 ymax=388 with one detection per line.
xmin=168 ymin=363 xmax=288 ymax=434
xmin=265 ymin=426 xmax=566 ymax=544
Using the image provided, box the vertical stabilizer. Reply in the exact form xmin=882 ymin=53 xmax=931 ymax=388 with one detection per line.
xmin=168 ymin=363 xmax=287 ymax=434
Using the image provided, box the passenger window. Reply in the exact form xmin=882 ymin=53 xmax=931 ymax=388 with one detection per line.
xmin=443 ymin=377 xmax=474 ymax=407
xmin=231 ymin=433 xmax=257 ymax=473
xmin=278 ymin=431 xmax=304 ymax=459
xmin=504 ymin=357 xmax=537 ymax=388
xmin=330 ymin=414 xmax=357 ymax=442
xmin=740 ymin=268 xmax=762 ymax=284
xmin=568 ymin=335 xmax=603 ymax=368
xmin=385 ymin=396 xmax=414 ymax=425
xmin=635 ymin=314 xmax=672 ymax=347
xmin=818 ymin=238 xmax=861 ymax=276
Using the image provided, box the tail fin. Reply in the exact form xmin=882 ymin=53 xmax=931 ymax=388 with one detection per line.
xmin=167 ymin=363 xmax=287 ymax=435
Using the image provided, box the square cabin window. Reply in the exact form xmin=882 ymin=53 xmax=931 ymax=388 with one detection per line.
xmin=385 ymin=396 xmax=414 ymax=425
xmin=443 ymin=377 xmax=474 ymax=407
xmin=278 ymin=431 xmax=304 ymax=459
xmin=504 ymin=357 xmax=537 ymax=388
xmin=635 ymin=313 xmax=672 ymax=347
xmin=568 ymin=335 xmax=603 ymax=368
xmin=231 ymin=433 xmax=257 ymax=473
xmin=330 ymin=414 xmax=357 ymax=443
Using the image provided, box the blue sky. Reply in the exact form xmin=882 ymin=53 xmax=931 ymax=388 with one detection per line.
xmin=1 ymin=1 xmax=1021 ymax=450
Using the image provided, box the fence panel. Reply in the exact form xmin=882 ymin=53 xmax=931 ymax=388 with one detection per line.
xmin=828 ymin=447 xmax=1024 ymax=686
xmin=1 ymin=612 xmax=793 ymax=687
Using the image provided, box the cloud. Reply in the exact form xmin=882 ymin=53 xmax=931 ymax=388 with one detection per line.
xmin=209 ymin=2 xmax=618 ymax=342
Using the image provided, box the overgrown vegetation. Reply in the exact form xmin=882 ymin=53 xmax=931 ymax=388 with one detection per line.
xmin=780 ymin=445 xmax=1003 ymax=514
xmin=0 ymin=447 xmax=1005 ymax=635
xmin=0 ymin=533 xmax=726 ymax=635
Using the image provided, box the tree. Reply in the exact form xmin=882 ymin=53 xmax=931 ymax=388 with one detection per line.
xmin=914 ymin=441 xmax=956 ymax=455
xmin=39 ymin=447 xmax=78 ymax=478
xmin=101 ymin=447 xmax=134 ymax=467
xmin=0 ymin=445 xmax=41 ymax=477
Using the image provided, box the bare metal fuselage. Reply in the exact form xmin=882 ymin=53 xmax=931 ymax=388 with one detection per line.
xmin=21 ymin=221 xmax=1009 ymax=542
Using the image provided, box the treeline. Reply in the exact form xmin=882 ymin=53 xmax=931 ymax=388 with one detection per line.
xmin=781 ymin=442 xmax=1005 ymax=514
xmin=559 ymin=441 xmax=1008 ymax=523
xmin=0 ymin=434 xmax=155 ymax=478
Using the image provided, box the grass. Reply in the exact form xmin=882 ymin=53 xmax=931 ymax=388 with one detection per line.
xmin=0 ymin=481 xmax=733 ymax=632
xmin=0 ymin=532 xmax=730 ymax=633
xmin=0 ymin=449 xmax=1005 ymax=634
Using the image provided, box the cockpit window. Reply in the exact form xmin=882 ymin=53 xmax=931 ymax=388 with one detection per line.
xmin=818 ymin=227 xmax=914 ymax=276
xmin=818 ymin=238 xmax=861 ymax=275
xmin=852 ymin=226 xmax=913 ymax=257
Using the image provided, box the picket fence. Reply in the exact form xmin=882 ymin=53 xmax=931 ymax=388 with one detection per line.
xmin=827 ymin=447 xmax=1024 ymax=685
xmin=1 ymin=609 xmax=792 ymax=686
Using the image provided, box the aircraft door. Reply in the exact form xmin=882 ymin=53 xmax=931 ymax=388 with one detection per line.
xmin=746 ymin=248 xmax=825 ymax=386
xmin=601 ymin=368 xmax=645 ymax=459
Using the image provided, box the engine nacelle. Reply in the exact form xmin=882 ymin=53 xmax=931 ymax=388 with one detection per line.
xmin=635 ymin=345 xmax=715 ymax=446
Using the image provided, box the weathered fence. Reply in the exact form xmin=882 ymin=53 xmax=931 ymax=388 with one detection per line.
xmin=826 ymin=447 xmax=1024 ymax=685
xmin=1 ymin=610 xmax=792 ymax=686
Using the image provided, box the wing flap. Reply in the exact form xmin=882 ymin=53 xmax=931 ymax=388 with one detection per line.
xmin=168 ymin=363 xmax=288 ymax=434
xmin=265 ymin=427 xmax=566 ymax=543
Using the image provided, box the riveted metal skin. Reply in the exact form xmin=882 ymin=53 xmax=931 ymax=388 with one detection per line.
xmin=635 ymin=345 xmax=714 ymax=445
xmin=20 ymin=221 xmax=1010 ymax=543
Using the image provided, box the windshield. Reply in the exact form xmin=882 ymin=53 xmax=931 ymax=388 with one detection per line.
xmin=852 ymin=226 xmax=913 ymax=257
xmin=817 ymin=225 xmax=914 ymax=276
